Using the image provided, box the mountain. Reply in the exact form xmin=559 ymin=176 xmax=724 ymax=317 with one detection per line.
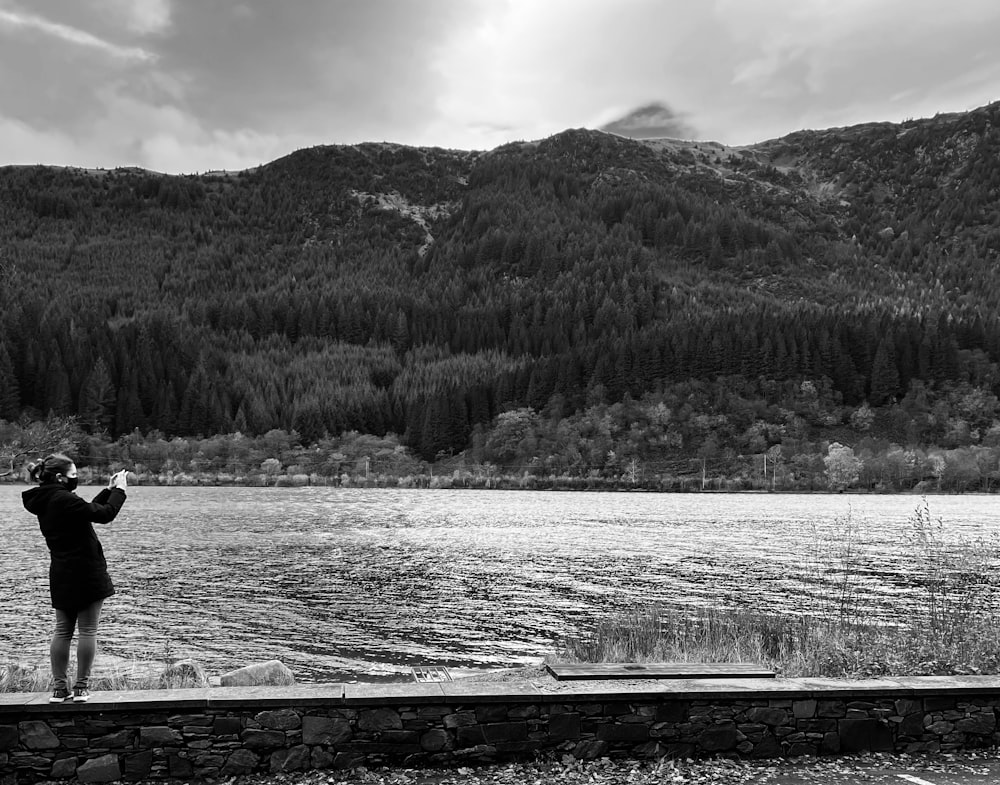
xmin=2 ymin=102 xmax=1000 ymax=466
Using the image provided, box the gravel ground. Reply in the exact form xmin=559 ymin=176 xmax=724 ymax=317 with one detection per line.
xmin=176 ymin=750 xmax=1000 ymax=785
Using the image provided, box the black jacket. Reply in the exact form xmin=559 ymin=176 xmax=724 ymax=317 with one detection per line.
xmin=22 ymin=483 xmax=127 ymax=611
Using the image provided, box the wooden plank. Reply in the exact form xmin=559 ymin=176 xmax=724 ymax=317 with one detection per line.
xmin=545 ymin=662 xmax=776 ymax=681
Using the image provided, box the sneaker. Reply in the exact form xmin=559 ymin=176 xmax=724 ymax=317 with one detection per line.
xmin=49 ymin=688 xmax=71 ymax=703
xmin=72 ymin=688 xmax=91 ymax=703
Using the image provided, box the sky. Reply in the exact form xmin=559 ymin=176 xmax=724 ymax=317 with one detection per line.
xmin=1 ymin=0 xmax=998 ymax=174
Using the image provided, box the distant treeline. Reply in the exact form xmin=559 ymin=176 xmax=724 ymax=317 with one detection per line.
xmin=4 ymin=372 xmax=998 ymax=493
xmin=2 ymin=105 xmax=1000 ymax=466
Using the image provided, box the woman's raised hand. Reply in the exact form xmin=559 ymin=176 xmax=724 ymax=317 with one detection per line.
xmin=109 ymin=470 xmax=128 ymax=490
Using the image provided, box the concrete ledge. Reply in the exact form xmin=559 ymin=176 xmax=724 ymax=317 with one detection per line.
xmin=5 ymin=675 xmax=1000 ymax=713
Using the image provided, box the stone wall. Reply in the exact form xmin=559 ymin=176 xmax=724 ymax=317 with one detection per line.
xmin=3 ymin=676 xmax=1000 ymax=783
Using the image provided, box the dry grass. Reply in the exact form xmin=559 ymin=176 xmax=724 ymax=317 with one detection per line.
xmin=559 ymin=501 xmax=1000 ymax=678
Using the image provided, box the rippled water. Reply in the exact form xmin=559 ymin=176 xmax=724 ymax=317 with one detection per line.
xmin=2 ymin=487 xmax=997 ymax=682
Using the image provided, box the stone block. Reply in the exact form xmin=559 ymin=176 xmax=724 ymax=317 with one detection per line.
xmin=482 ymin=722 xmax=527 ymax=743
xmin=220 ymin=659 xmax=294 ymax=687
xmin=93 ymin=730 xmax=130 ymax=748
xmin=19 ymin=721 xmax=60 ymax=750
xmin=302 ymin=716 xmax=351 ymax=746
xmin=50 ymin=757 xmax=77 ymax=779
xmin=572 ymin=740 xmax=609 ymax=760
xmin=444 ymin=712 xmax=477 ymax=729
xmin=12 ymin=755 xmax=51 ymax=770
xmin=597 ymin=723 xmax=649 ymax=743
xmin=925 ymin=697 xmax=956 ymax=711
xmin=380 ymin=730 xmax=421 ymax=745
xmin=311 ymin=747 xmax=337 ymax=769
xmin=957 ymin=714 xmax=996 ymax=735
xmin=270 ymin=744 xmax=310 ymax=772
xmin=798 ymin=719 xmax=837 ymax=734
xmin=549 ymin=713 xmax=581 ymax=740
xmin=926 ymin=720 xmax=954 ymax=736
xmin=255 ymin=709 xmax=302 ymax=730
xmin=0 ymin=726 xmax=17 ymax=751
xmin=786 ymin=741 xmax=816 ymax=757
xmin=698 ymin=723 xmax=738 ymax=752
xmin=241 ymin=729 xmax=286 ymax=749
xmin=751 ymin=736 xmax=782 ymax=758
xmin=140 ymin=726 xmax=183 ymax=747
xmin=476 ymin=705 xmax=509 ymax=723
xmin=508 ymin=706 xmax=538 ymax=720
xmin=792 ymin=700 xmax=817 ymax=719
xmin=358 ymin=709 xmax=402 ymax=732
xmin=77 ymin=754 xmax=121 ymax=783
xmin=213 ymin=717 xmax=243 ymax=736
xmin=821 ymin=732 xmax=841 ymax=754
xmin=334 ymin=751 xmax=366 ymax=769
xmin=222 ymin=748 xmax=259 ymax=775
xmin=839 ymin=719 xmax=892 ymax=752
xmin=168 ymin=753 xmax=194 ymax=778
xmin=456 ymin=726 xmax=487 ymax=746
xmin=817 ymin=701 xmax=846 ymax=718
xmin=122 ymin=750 xmax=154 ymax=779
xmin=169 ymin=713 xmax=212 ymax=726
xmin=899 ymin=713 xmax=925 ymax=737
xmin=420 ymin=729 xmax=451 ymax=752
xmin=747 ymin=707 xmax=787 ymax=726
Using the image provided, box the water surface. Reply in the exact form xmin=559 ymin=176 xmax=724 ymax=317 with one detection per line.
xmin=2 ymin=487 xmax=995 ymax=682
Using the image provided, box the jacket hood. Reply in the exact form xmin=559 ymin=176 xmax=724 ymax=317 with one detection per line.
xmin=22 ymin=483 xmax=59 ymax=514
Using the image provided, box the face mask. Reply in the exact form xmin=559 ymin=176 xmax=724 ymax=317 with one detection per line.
xmin=62 ymin=477 xmax=79 ymax=492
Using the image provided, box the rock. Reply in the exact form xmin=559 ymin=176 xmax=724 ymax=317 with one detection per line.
xmin=255 ymin=709 xmax=301 ymax=730
xmin=159 ymin=658 xmax=208 ymax=688
xmin=19 ymin=721 xmax=59 ymax=750
xmin=420 ymin=729 xmax=451 ymax=752
xmin=50 ymin=757 xmax=78 ymax=779
xmin=302 ymin=716 xmax=351 ymax=745
xmin=270 ymin=745 xmax=310 ymax=772
xmin=698 ymin=723 xmax=738 ymax=751
xmin=139 ymin=726 xmax=183 ymax=747
xmin=358 ymin=708 xmax=402 ymax=732
xmin=222 ymin=749 xmax=259 ymax=776
xmin=220 ymin=660 xmax=294 ymax=687
xmin=77 ymin=754 xmax=121 ymax=783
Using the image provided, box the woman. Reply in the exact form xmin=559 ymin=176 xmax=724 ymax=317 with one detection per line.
xmin=22 ymin=454 xmax=128 ymax=703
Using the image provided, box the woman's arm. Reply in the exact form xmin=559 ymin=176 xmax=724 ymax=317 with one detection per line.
xmin=58 ymin=488 xmax=127 ymax=525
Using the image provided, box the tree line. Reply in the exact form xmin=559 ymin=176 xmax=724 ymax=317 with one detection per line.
xmin=2 ymin=103 xmax=1000 ymax=474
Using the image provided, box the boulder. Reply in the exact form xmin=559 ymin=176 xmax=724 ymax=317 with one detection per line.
xmin=159 ymin=658 xmax=208 ymax=688
xmin=219 ymin=660 xmax=294 ymax=687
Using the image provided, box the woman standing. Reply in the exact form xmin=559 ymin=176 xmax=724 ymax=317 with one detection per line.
xmin=22 ymin=454 xmax=128 ymax=703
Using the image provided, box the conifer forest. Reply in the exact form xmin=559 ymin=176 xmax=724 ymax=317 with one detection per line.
xmin=3 ymin=102 xmax=1000 ymax=491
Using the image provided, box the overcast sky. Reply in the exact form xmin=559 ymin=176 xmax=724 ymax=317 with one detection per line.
xmin=1 ymin=0 xmax=998 ymax=174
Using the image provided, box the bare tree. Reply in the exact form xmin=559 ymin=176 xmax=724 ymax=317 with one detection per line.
xmin=0 ymin=415 xmax=82 ymax=478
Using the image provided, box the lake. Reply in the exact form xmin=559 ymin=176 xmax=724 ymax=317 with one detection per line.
xmin=2 ymin=487 xmax=997 ymax=683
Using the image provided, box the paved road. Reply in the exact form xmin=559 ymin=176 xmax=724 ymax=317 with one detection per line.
xmin=757 ymin=753 xmax=1000 ymax=784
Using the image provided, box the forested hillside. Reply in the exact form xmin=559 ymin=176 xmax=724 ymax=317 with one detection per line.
xmin=3 ymin=102 xmax=1000 ymax=488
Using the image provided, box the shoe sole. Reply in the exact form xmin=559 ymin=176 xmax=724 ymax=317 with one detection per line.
xmin=73 ymin=696 xmax=90 ymax=703
xmin=49 ymin=697 xmax=70 ymax=703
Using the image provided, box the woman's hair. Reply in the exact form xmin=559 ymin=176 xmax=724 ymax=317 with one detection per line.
xmin=27 ymin=453 xmax=74 ymax=484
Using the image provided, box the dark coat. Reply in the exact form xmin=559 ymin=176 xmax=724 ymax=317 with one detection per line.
xmin=22 ymin=483 xmax=127 ymax=611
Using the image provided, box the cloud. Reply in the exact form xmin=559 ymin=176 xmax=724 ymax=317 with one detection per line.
xmin=600 ymin=103 xmax=697 ymax=140
xmin=98 ymin=0 xmax=172 ymax=36
xmin=0 ymin=5 xmax=153 ymax=60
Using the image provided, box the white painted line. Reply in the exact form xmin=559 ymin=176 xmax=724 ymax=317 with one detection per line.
xmin=897 ymin=775 xmax=938 ymax=785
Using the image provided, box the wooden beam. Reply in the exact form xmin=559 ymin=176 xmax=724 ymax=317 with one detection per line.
xmin=545 ymin=662 xmax=776 ymax=681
